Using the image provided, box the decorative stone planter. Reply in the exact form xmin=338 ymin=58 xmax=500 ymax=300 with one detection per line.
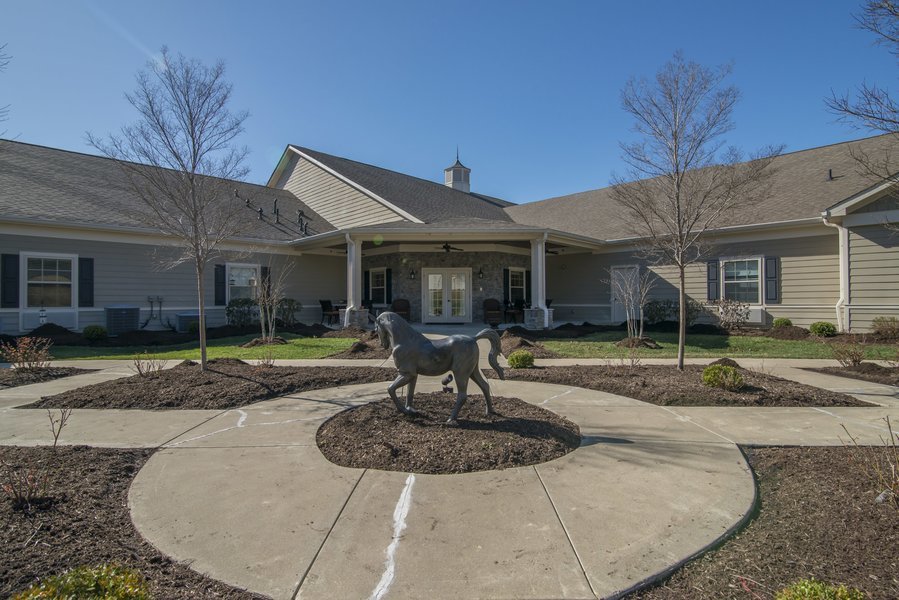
xmin=524 ymin=308 xmax=554 ymax=330
xmin=338 ymin=308 xmax=370 ymax=328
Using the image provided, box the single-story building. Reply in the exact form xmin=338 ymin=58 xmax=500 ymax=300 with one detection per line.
xmin=1 ymin=135 xmax=897 ymax=334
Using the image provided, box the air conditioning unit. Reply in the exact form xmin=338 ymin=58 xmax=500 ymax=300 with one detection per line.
xmin=105 ymin=305 xmax=140 ymax=336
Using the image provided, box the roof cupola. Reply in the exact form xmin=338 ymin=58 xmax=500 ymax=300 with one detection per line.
xmin=444 ymin=149 xmax=471 ymax=193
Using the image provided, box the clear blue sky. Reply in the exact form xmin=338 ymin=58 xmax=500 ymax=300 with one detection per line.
xmin=2 ymin=1 xmax=892 ymax=204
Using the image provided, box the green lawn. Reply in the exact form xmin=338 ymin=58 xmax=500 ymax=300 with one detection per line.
xmin=49 ymin=333 xmax=356 ymax=360
xmin=543 ymin=332 xmax=899 ymax=360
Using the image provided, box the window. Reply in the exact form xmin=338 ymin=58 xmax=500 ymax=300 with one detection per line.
xmin=26 ymin=256 xmax=73 ymax=308
xmin=370 ymin=268 xmax=386 ymax=304
xmin=722 ymin=258 xmax=761 ymax=304
xmin=227 ymin=264 xmax=259 ymax=301
xmin=508 ymin=268 xmax=526 ymax=303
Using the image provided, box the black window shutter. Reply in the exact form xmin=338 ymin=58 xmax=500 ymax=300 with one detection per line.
xmin=707 ymin=260 xmax=720 ymax=301
xmin=78 ymin=257 xmax=94 ymax=307
xmin=363 ymin=270 xmax=371 ymax=303
xmin=525 ymin=270 xmax=532 ymax=305
xmin=1 ymin=254 xmax=19 ymax=309
xmin=764 ymin=257 xmax=780 ymax=304
xmin=385 ymin=268 xmax=393 ymax=303
xmin=214 ymin=264 xmax=226 ymax=306
xmin=260 ymin=266 xmax=271 ymax=297
xmin=502 ymin=268 xmax=510 ymax=305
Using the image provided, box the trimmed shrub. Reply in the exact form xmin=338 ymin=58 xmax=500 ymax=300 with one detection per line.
xmin=772 ymin=317 xmax=793 ymax=328
xmin=0 ymin=337 xmax=53 ymax=371
xmin=507 ymin=350 xmax=535 ymax=369
xmin=775 ymin=578 xmax=865 ymax=600
xmin=809 ymin=321 xmax=837 ymax=337
xmin=82 ymin=325 xmax=108 ymax=342
xmin=225 ymin=297 xmax=257 ymax=327
xmin=13 ymin=564 xmax=151 ymax=600
xmin=701 ymin=364 xmax=744 ymax=391
xmin=871 ymin=315 xmax=899 ymax=339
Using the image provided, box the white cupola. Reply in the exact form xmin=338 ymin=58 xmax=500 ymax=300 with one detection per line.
xmin=443 ymin=150 xmax=471 ymax=193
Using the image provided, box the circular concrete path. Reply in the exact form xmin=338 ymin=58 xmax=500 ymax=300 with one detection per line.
xmin=129 ymin=379 xmax=755 ymax=600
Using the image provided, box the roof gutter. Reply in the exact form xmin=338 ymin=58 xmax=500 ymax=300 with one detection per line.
xmin=821 ymin=211 xmax=848 ymax=332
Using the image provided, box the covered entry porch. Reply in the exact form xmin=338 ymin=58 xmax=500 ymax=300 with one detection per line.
xmin=289 ymin=221 xmax=603 ymax=329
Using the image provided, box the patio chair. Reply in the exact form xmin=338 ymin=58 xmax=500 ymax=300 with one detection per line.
xmin=504 ymin=298 xmax=526 ymax=323
xmin=390 ymin=298 xmax=411 ymax=321
xmin=483 ymin=298 xmax=503 ymax=327
xmin=319 ymin=299 xmax=339 ymax=325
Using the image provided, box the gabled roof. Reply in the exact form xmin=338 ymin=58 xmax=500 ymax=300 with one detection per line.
xmin=288 ymin=146 xmax=515 ymax=224
xmin=505 ymin=134 xmax=899 ymax=240
xmin=0 ymin=140 xmax=334 ymax=242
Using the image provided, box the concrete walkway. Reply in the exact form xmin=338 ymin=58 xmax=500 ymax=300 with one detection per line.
xmin=0 ymin=359 xmax=897 ymax=599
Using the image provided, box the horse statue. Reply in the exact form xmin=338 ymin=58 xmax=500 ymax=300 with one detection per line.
xmin=376 ymin=311 xmax=505 ymax=425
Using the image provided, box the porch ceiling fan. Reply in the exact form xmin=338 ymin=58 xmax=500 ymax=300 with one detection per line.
xmin=439 ymin=242 xmax=464 ymax=253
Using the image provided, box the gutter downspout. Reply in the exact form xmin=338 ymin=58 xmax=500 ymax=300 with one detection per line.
xmin=822 ymin=213 xmax=848 ymax=332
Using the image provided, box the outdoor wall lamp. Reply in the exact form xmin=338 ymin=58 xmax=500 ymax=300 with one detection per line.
xmin=478 ymin=268 xmax=484 ymax=279
xmin=409 ymin=269 xmax=416 ymax=280
xmin=39 ymin=306 xmax=47 ymax=325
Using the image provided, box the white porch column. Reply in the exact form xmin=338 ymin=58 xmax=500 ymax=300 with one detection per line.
xmin=344 ymin=234 xmax=363 ymax=327
xmin=530 ymin=234 xmax=548 ymax=328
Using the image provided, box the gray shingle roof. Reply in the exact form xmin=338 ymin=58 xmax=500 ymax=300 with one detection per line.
xmin=0 ymin=140 xmax=334 ymax=241
xmin=292 ymin=146 xmax=514 ymax=223
xmin=505 ymin=134 xmax=899 ymax=240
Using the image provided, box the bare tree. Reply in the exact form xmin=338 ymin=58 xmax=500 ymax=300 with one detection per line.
xmin=607 ymin=267 xmax=656 ymax=340
xmin=89 ymin=48 xmax=249 ymax=370
xmin=610 ymin=52 xmax=781 ymax=370
xmin=257 ymin=258 xmax=294 ymax=344
xmin=1 ymin=44 xmax=11 ymax=136
xmin=827 ymin=0 xmax=899 ymax=230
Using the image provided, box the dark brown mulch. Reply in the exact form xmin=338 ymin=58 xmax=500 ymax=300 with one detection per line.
xmin=500 ymin=331 xmax=560 ymax=358
xmin=322 ymin=326 xmax=378 ymax=340
xmin=763 ymin=325 xmax=811 ymax=340
xmin=317 ymin=392 xmax=580 ymax=474
xmin=810 ymin=363 xmax=899 ymax=387
xmin=614 ymin=336 xmax=662 ymax=349
xmin=25 ymin=359 xmax=395 ymax=410
xmin=327 ymin=339 xmax=393 ymax=360
xmin=634 ymin=446 xmax=899 ymax=599
xmin=0 ymin=446 xmax=262 ymax=599
xmin=492 ymin=365 xmax=869 ymax=407
xmin=239 ymin=336 xmax=288 ymax=348
xmin=0 ymin=367 xmax=96 ymax=390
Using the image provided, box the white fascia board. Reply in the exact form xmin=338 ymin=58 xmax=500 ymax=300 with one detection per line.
xmin=602 ymin=217 xmax=824 ymax=246
xmin=287 ymin=146 xmax=424 ymax=224
xmin=265 ymin=146 xmax=296 ymax=187
xmin=823 ymin=175 xmax=899 ymax=217
xmin=0 ymin=217 xmax=298 ymax=254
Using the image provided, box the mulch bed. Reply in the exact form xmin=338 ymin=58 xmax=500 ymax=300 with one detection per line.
xmin=0 ymin=446 xmax=262 ymax=599
xmin=0 ymin=367 xmax=95 ymax=390
xmin=634 ymin=446 xmax=899 ymax=599
xmin=317 ymin=392 xmax=580 ymax=474
xmin=25 ymin=359 xmax=395 ymax=410
xmin=327 ymin=339 xmax=393 ymax=360
xmin=810 ymin=363 xmax=899 ymax=387
xmin=491 ymin=365 xmax=868 ymax=407
xmin=500 ymin=330 xmax=560 ymax=358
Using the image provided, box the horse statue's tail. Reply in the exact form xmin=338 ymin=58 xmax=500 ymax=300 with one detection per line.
xmin=475 ymin=328 xmax=505 ymax=380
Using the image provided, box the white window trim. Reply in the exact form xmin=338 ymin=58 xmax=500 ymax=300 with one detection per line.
xmin=21 ymin=252 xmax=78 ymax=310
xmin=225 ymin=262 xmax=260 ymax=303
xmin=508 ymin=267 xmax=526 ymax=304
xmin=369 ymin=267 xmax=387 ymax=305
xmin=719 ymin=256 xmax=763 ymax=306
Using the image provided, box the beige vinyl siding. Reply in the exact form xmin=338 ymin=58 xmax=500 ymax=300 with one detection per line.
xmin=277 ymin=155 xmax=406 ymax=229
xmin=0 ymin=234 xmax=346 ymax=333
xmin=848 ymin=224 xmax=899 ymax=330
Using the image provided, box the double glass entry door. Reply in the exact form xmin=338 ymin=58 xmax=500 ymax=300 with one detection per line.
xmin=422 ymin=269 xmax=471 ymax=323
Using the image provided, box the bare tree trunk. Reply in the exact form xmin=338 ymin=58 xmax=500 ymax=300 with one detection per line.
xmin=196 ymin=264 xmax=208 ymax=371
xmin=677 ymin=267 xmax=686 ymax=371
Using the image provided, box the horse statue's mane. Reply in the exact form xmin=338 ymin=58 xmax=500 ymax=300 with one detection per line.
xmin=376 ymin=312 xmax=504 ymax=425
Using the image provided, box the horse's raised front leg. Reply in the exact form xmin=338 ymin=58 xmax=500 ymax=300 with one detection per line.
xmin=470 ymin=368 xmax=494 ymax=416
xmin=388 ymin=372 xmax=418 ymax=416
xmin=446 ymin=370 xmax=470 ymax=426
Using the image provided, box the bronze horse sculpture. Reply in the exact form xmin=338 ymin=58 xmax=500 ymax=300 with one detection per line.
xmin=376 ymin=311 xmax=505 ymax=425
